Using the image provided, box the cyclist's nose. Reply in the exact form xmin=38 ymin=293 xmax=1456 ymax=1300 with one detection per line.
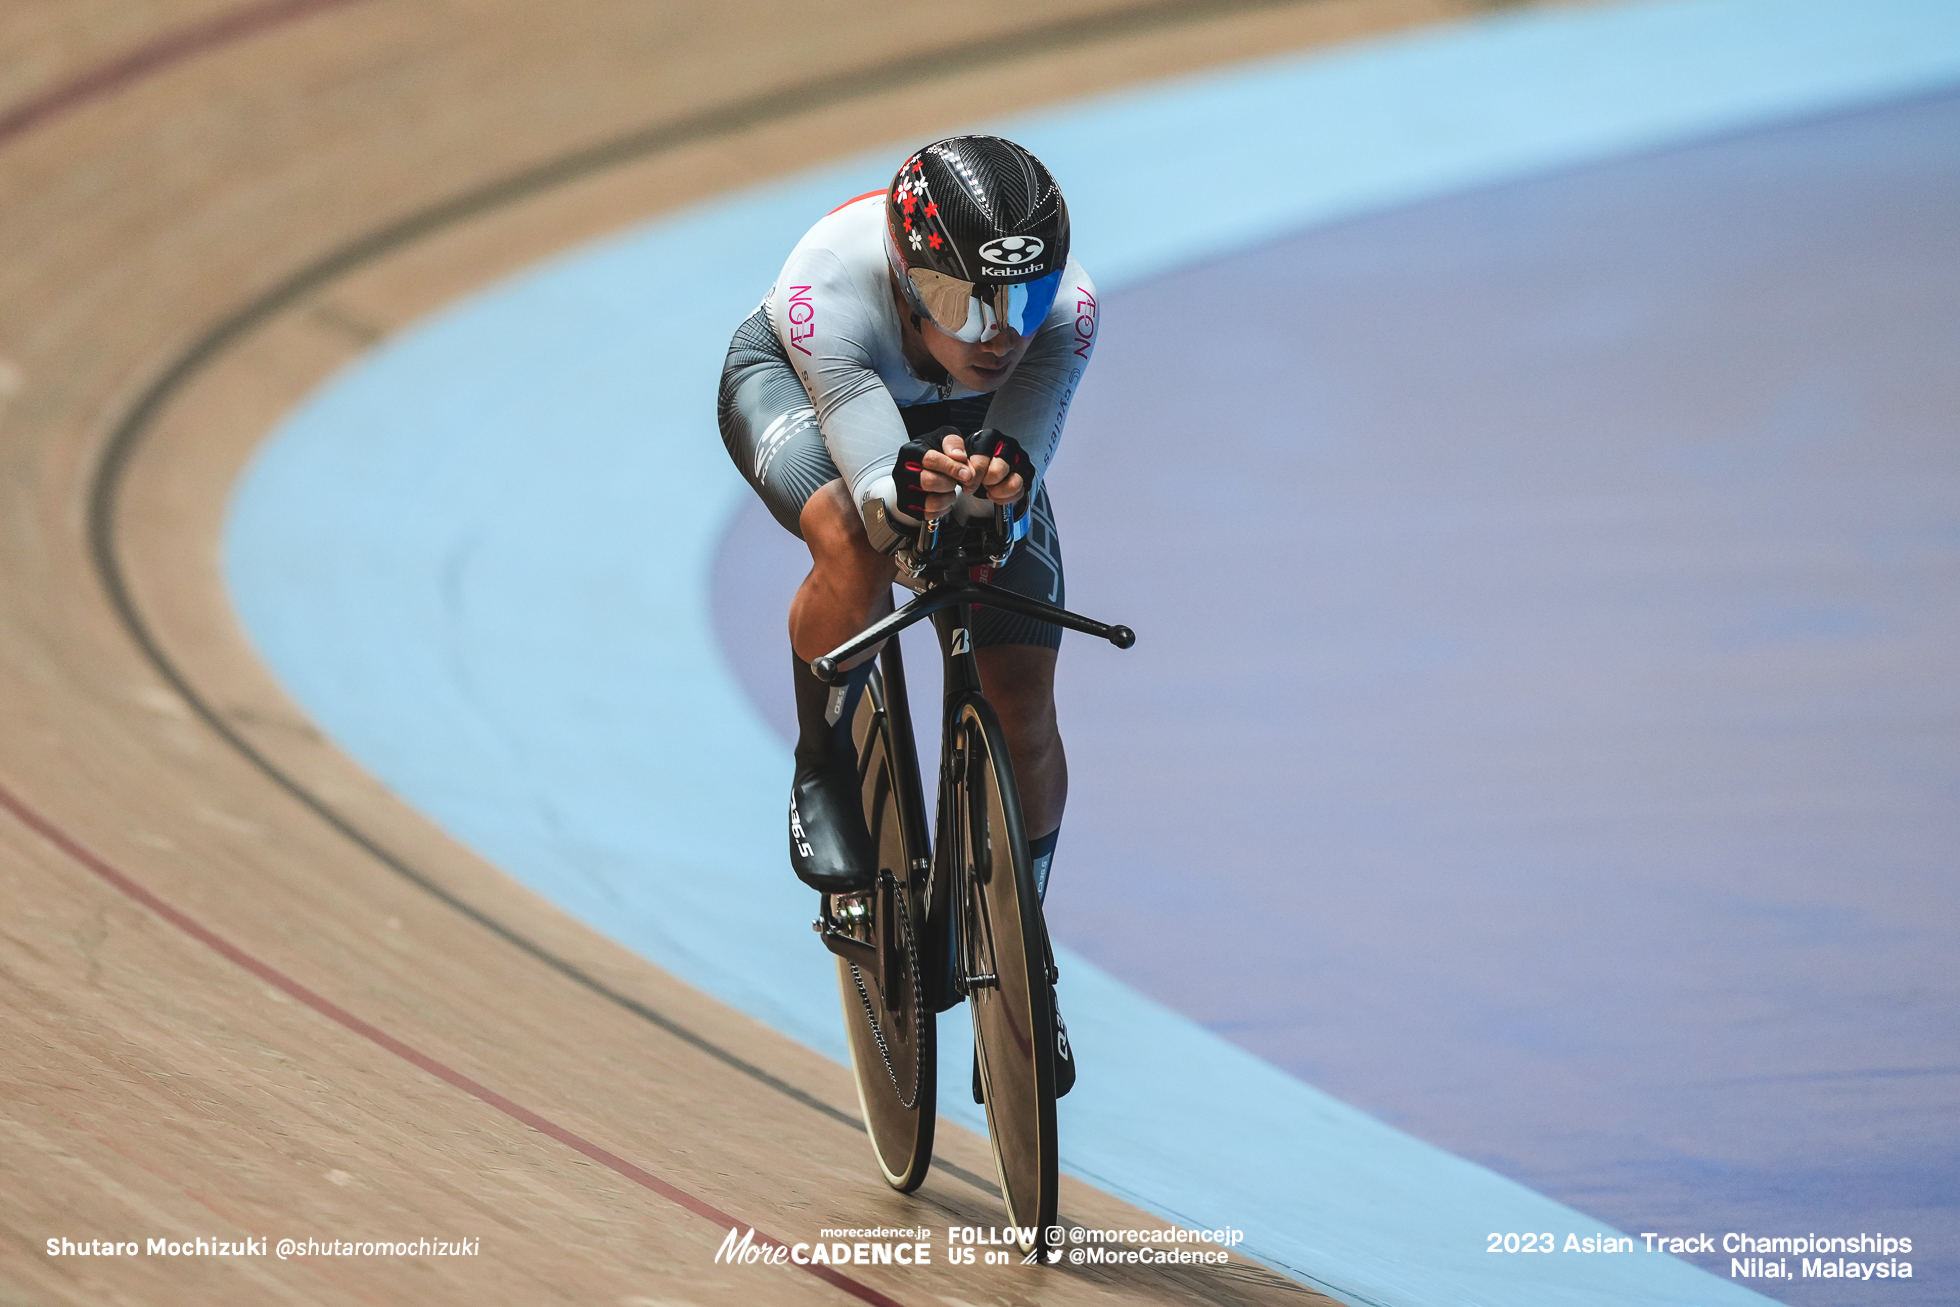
xmin=978 ymin=325 xmax=1021 ymax=358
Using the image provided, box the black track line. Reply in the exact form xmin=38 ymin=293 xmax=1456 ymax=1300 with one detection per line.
xmin=85 ymin=0 xmax=1347 ymax=1207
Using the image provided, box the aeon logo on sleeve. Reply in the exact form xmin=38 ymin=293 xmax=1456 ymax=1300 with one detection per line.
xmin=786 ymin=285 xmax=816 ymax=355
xmin=978 ymin=235 xmax=1044 ymax=267
xmin=1071 ymin=287 xmax=1097 ymax=359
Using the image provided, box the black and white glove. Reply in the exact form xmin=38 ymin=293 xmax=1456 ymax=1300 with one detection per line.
xmin=954 ymin=428 xmax=1035 ymax=523
xmin=862 ymin=425 xmax=959 ymax=555
xmin=861 ymin=426 xmax=1036 ymax=550
xmin=981 ymin=428 xmax=1034 ymax=503
xmin=893 ymin=425 xmax=962 ymax=522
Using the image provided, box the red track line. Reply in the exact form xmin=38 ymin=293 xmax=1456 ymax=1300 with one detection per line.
xmin=0 ymin=0 xmax=381 ymax=149
xmin=0 ymin=779 xmax=908 ymax=1307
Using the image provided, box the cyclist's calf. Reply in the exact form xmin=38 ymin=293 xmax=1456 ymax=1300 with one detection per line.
xmin=975 ymin=645 xmax=1066 ymax=842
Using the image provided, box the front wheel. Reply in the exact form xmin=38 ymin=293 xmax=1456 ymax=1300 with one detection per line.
xmin=949 ymin=695 xmax=1057 ymax=1250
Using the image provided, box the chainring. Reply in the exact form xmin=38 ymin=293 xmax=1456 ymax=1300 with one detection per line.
xmin=847 ymin=884 xmax=925 ymax=1110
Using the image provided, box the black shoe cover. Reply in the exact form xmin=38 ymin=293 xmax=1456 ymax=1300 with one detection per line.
xmin=789 ymin=655 xmax=877 ymax=892
xmin=789 ymin=761 xmax=877 ymax=891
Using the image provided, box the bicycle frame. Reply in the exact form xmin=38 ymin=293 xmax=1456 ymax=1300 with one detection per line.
xmin=932 ymin=605 xmax=1002 ymax=1005
xmin=813 ymin=509 xmax=1132 ymax=1000
xmin=812 ymin=506 xmax=1131 ymax=1236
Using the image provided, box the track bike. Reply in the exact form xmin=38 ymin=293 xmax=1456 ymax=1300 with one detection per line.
xmin=811 ymin=499 xmax=1133 ymax=1254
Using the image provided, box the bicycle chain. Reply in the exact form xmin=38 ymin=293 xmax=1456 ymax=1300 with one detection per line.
xmin=848 ymin=884 xmax=925 ymax=1111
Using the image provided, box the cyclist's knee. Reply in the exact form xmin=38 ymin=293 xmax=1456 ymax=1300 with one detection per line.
xmin=978 ymin=646 xmax=1060 ymax=740
xmin=801 ymin=480 xmax=895 ymax=589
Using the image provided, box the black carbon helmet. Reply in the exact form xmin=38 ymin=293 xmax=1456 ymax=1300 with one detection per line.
xmin=886 ymin=135 xmax=1070 ymax=342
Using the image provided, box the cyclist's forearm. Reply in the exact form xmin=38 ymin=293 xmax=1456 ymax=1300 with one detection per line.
xmin=980 ymin=262 xmax=1098 ymax=489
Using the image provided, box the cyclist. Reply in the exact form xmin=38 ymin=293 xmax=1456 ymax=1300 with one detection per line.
xmin=718 ymin=135 xmax=1095 ymax=1093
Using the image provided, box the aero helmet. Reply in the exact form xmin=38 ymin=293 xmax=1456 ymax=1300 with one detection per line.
xmin=886 ymin=135 xmax=1069 ymax=344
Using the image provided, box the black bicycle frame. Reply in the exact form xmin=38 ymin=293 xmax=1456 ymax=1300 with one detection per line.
xmin=931 ymin=602 xmax=994 ymax=1003
xmin=814 ymin=513 xmax=1134 ymax=1007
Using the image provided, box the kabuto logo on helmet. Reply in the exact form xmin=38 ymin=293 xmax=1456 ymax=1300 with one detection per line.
xmin=979 ymin=235 xmax=1045 ymax=267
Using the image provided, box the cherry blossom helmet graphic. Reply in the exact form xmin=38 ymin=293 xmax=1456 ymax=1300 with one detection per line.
xmin=885 ymin=135 xmax=1070 ymax=344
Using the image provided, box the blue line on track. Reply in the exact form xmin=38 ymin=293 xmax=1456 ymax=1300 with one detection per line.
xmin=226 ymin=2 xmax=1960 ymax=1303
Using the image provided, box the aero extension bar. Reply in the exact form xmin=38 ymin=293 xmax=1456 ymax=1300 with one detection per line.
xmin=812 ymin=582 xmax=1134 ymax=683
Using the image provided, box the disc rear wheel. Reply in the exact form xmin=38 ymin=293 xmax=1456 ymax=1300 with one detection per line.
xmin=837 ymin=662 xmax=936 ymax=1191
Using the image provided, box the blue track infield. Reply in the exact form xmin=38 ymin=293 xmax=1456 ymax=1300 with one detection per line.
xmin=226 ymin=2 xmax=1960 ymax=1304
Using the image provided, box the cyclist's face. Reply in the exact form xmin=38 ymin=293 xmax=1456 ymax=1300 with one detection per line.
xmin=917 ymin=315 xmax=1033 ymax=393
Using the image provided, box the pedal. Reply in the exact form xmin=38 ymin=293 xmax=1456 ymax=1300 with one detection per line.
xmin=829 ymin=892 xmax=873 ymax=937
xmin=816 ymin=892 xmax=879 ymax=975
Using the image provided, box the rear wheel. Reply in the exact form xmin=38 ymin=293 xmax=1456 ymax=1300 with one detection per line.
xmin=837 ymin=659 xmax=936 ymax=1191
xmin=950 ymin=696 xmax=1056 ymax=1251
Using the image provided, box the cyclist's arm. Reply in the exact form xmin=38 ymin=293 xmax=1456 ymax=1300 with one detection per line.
xmin=977 ymin=258 xmax=1099 ymax=498
xmin=767 ymin=247 xmax=918 ymax=520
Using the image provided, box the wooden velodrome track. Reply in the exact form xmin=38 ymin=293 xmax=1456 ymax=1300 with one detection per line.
xmin=2 ymin=1 xmax=1564 ymax=1302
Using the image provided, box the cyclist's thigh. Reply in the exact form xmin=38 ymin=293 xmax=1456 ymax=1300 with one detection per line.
xmin=718 ymin=305 xmax=837 ymax=538
xmin=974 ymin=485 xmax=1063 ymax=651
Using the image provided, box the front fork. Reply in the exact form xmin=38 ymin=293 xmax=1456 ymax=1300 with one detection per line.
xmin=940 ymin=736 xmax=1000 ymax=1000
